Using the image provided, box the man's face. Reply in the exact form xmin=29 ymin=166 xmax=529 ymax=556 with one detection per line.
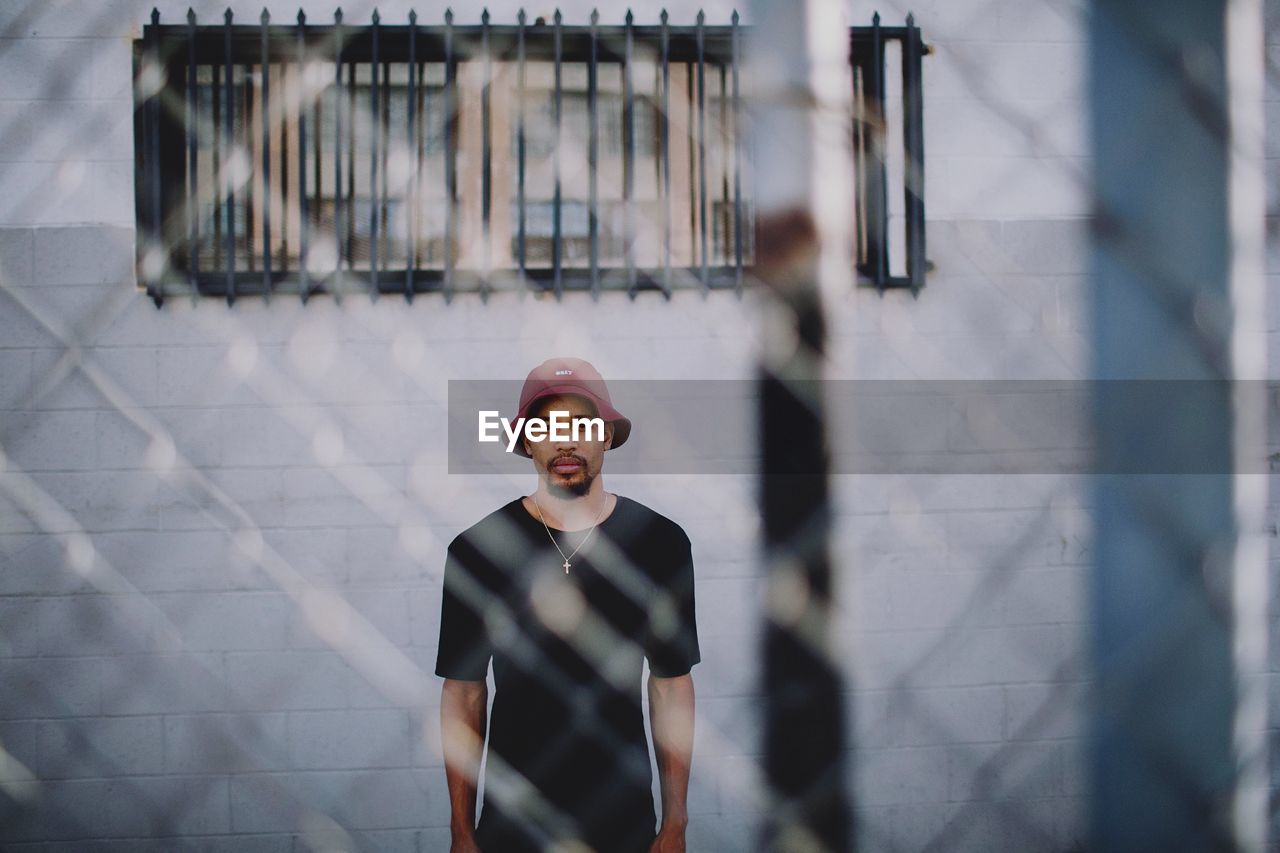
xmin=523 ymin=394 xmax=614 ymax=497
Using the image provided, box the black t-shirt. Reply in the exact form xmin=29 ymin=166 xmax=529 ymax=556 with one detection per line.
xmin=434 ymin=495 xmax=702 ymax=853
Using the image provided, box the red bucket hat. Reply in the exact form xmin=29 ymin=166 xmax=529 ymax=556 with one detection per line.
xmin=513 ymin=357 xmax=631 ymax=458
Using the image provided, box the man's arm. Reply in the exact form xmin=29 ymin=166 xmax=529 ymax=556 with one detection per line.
xmin=441 ymin=677 xmax=489 ymax=848
xmin=648 ymin=672 xmax=695 ymax=840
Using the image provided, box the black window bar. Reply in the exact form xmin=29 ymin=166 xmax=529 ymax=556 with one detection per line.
xmin=851 ymin=13 xmax=927 ymax=295
xmin=133 ymin=8 xmax=926 ymax=306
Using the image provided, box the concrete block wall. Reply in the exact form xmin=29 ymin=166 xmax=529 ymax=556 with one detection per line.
xmin=6 ymin=0 xmax=1263 ymax=850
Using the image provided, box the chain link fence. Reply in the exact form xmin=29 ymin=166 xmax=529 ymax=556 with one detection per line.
xmin=0 ymin=0 xmax=1273 ymax=850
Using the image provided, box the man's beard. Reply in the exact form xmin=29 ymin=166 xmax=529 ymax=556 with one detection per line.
xmin=546 ymin=468 xmax=594 ymax=498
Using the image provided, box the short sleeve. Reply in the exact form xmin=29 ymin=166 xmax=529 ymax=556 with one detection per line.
xmin=434 ymin=542 xmax=494 ymax=681
xmin=644 ymin=529 xmax=702 ymax=678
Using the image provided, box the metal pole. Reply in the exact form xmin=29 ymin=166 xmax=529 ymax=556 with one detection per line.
xmin=212 ymin=60 xmax=222 ymax=274
xmin=517 ymin=8 xmax=527 ymax=281
xmin=407 ymin=8 xmax=418 ymax=300
xmin=333 ymin=7 xmax=345 ymax=299
xmin=444 ymin=7 xmax=456 ymax=300
xmin=553 ymin=8 xmax=563 ymax=300
xmin=1087 ymin=0 xmax=1267 ymax=850
xmin=346 ymin=60 xmax=356 ymax=277
xmin=482 ymin=7 xmax=492 ymax=298
xmin=187 ymin=8 xmax=199 ymax=299
xmin=624 ymin=8 xmax=636 ymax=297
xmin=749 ymin=0 xmax=853 ymax=847
xmin=695 ymin=9 xmax=707 ymax=293
xmin=297 ymin=9 xmax=310 ymax=301
xmin=223 ymin=7 xmax=236 ymax=304
xmin=243 ymin=62 xmax=255 ymax=273
xmin=381 ymin=54 xmax=390 ymax=293
xmin=370 ymin=8 xmax=381 ymax=299
xmin=902 ymin=14 xmax=925 ymax=296
xmin=731 ymin=9 xmax=743 ymax=295
xmin=589 ymin=8 xmax=600 ymax=299
xmin=147 ymin=9 xmax=163 ymax=304
xmin=660 ymin=9 xmax=671 ymax=297
xmin=261 ymin=8 xmax=273 ymax=299
xmin=867 ymin=13 xmax=885 ymax=292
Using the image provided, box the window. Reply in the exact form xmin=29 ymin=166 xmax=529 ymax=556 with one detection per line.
xmin=134 ymin=9 xmax=925 ymax=304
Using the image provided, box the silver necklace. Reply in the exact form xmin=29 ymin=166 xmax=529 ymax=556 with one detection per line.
xmin=531 ymin=494 xmax=607 ymax=573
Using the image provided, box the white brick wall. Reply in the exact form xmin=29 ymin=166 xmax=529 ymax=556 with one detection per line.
xmin=5 ymin=0 xmax=1269 ymax=850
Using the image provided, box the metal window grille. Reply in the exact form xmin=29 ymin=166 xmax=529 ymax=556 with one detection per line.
xmin=852 ymin=14 xmax=927 ymax=294
xmin=133 ymin=8 xmax=925 ymax=306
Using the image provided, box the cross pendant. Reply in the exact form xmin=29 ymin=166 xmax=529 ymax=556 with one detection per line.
xmin=563 ymin=559 xmax=571 ymax=574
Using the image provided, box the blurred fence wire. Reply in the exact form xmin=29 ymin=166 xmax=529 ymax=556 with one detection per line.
xmin=0 ymin=0 xmax=1274 ymax=851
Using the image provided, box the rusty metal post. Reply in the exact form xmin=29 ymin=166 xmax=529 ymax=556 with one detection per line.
xmin=749 ymin=0 xmax=854 ymax=848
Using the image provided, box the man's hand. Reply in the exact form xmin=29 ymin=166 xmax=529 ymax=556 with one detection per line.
xmin=649 ymin=823 xmax=687 ymax=852
xmin=450 ymin=830 xmax=482 ymax=853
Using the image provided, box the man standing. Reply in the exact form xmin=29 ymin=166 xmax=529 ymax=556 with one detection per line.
xmin=436 ymin=358 xmax=701 ymax=853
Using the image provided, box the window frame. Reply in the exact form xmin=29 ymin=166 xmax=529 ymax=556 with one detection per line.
xmin=134 ymin=10 xmax=925 ymax=305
